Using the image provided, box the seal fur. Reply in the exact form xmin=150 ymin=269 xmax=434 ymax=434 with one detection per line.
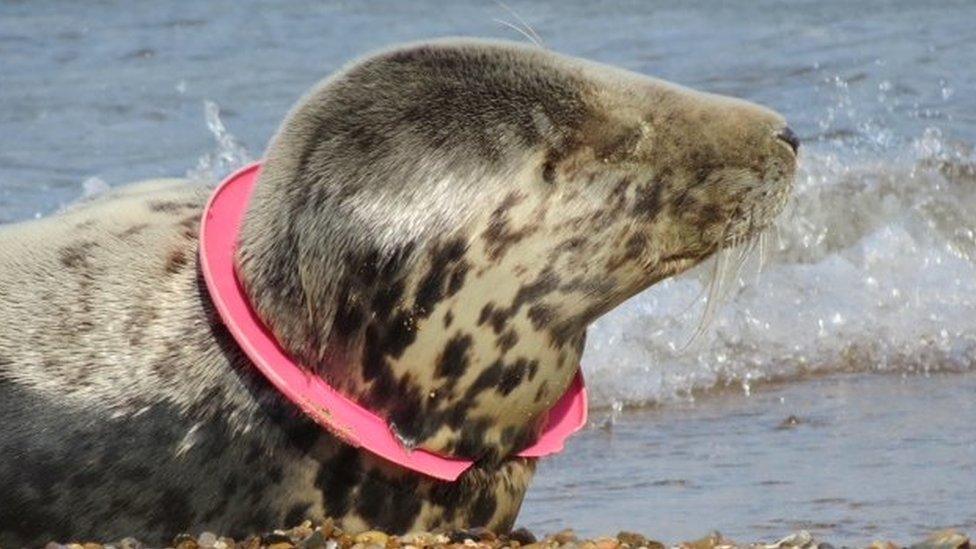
xmin=0 ymin=38 xmax=796 ymax=546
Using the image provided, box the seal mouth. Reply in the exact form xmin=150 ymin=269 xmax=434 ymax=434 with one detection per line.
xmin=655 ymin=249 xmax=715 ymax=278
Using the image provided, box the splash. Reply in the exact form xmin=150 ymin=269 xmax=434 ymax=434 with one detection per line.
xmin=186 ymin=100 xmax=252 ymax=184
xmin=80 ymin=176 xmax=111 ymax=199
xmin=583 ymin=133 xmax=976 ymax=410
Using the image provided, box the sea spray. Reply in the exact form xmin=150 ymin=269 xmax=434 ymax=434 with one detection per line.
xmin=187 ymin=100 xmax=252 ymax=184
xmin=583 ymin=136 xmax=976 ymax=410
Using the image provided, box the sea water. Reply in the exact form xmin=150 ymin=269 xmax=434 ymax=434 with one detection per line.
xmin=1 ymin=0 xmax=974 ymax=544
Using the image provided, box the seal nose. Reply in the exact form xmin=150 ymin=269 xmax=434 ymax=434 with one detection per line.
xmin=777 ymin=127 xmax=800 ymax=155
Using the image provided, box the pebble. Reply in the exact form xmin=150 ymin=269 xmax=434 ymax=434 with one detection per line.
xmin=299 ymin=531 xmax=328 ymax=549
xmin=354 ymin=531 xmax=390 ymax=546
xmin=593 ymin=537 xmax=620 ymax=549
xmin=553 ymin=531 xmax=579 ymax=545
xmin=909 ymin=530 xmax=971 ymax=549
xmin=617 ymin=532 xmax=652 ymax=548
xmin=118 ymin=537 xmax=144 ymax=549
xmin=509 ymin=528 xmax=538 ymax=545
xmin=198 ymin=532 xmax=219 ymax=548
xmin=174 ymin=533 xmax=199 ymax=549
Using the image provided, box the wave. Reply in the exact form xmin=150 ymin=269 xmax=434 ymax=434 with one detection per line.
xmin=583 ymin=130 xmax=976 ymax=410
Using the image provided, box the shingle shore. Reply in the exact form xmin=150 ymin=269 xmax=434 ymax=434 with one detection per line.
xmin=37 ymin=521 xmax=971 ymax=549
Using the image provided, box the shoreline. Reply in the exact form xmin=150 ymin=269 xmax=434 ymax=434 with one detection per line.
xmin=40 ymin=521 xmax=971 ymax=549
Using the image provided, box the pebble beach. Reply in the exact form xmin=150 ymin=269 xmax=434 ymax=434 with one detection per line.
xmin=38 ymin=523 xmax=972 ymax=549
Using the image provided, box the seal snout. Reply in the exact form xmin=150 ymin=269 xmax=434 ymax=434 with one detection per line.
xmin=777 ymin=126 xmax=800 ymax=155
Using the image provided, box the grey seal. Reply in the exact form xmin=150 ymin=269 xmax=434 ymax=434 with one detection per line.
xmin=0 ymin=38 xmax=797 ymax=546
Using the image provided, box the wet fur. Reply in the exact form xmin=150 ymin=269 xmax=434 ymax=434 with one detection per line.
xmin=0 ymin=39 xmax=795 ymax=546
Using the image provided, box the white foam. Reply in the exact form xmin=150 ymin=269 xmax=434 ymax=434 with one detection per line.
xmin=583 ymin=135 xmax=976 ymax=409
xmin=186 ymin=100 xmax=252 ymax=184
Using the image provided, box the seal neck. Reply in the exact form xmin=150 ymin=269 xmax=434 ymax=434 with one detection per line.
xmin=200 ymin=162 xmax=587 ymax=481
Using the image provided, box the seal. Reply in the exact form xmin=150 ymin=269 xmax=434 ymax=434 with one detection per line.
xmin=0 ymin=38 xmax=798 ymax=546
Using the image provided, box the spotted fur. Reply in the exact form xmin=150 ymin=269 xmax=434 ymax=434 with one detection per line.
xmin=0 ymin=38 xmax=795 ymax=547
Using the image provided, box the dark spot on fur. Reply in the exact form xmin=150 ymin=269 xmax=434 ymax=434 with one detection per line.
xmin=511 ymin=268 xmax=560 ymax=312
xmin=498 ymin=359 xmax=531 ymax=396
xmin=383 ymin=311 xmax=418 ymax=359
xmin=527 ymin=304 xmax=554 ymax=330
xmin=496 ymin=329 xmax=518 ymax=354
xmin=446 ymin=261 xmax=469 ymax=297
xmin=454 ymin=417 xmax=497 ymax=462
xmin=478 ymin=303 xmax=494 ymax=326
xmin=332 ymin=285 xmax=366 ymax=340
xmin=164 ymin=248 xmax=188 ymax=274
xmin=632 ymin=180 xmax=664 ymax=218
xmin=58 ymin=240 xmax=98 ymax=269
xmin=178 ymin=215 xmax=199 ymax=240
xmin=414 ymin=238 xmax=467 ymax=318
xmin=482 ymin=193 xmax=538 ymax=262
xmin=284 ymin=502 xmax=311 ymax=527
xmin=387 ymin=375 xmax=427 ymax=438
xmin=700 ymin=203 xmax=724 ymax=225
xmin=314 ymin=447 xmax=361 ymax=518
xmin=465 ymin=361 xmax=505 ymax=399
xmin=488 ymin=309 xmax=509 ymax=334
xmin=355 ymin=473 xmax=423 ymax=533
xmin=436 ymin=334 xmax=473 ymax=379
xmin=443 ymin=310 xmax=454 ymax=328
xmin=469 ymin=490 xmax=498 ymax=526
xmin=534 ymin=381 xmax=550 ymax=402
xmin=625 ymin=233 xmax=646 ymax=259
xmin=148 ymin=199 xmax=197 ymax=213
xmin=371 ymin=279 xmax=405 ymax=318
xmin=542 ymin=159 xmax=557 ymax=184
xmin=115 ymin=223 xmax=149 ymax=239
xmin=550 ymin=236 xmax=587 ymax=260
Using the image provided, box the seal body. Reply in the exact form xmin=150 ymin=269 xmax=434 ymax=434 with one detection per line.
xmin=0 ymin=182 xmax=534 ymax=546
xmin=0 ymin=38 xmax=796 ymax=546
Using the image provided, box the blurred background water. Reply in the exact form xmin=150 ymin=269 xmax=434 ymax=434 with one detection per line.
xmin=2 ymin=0 xmax=975 ymax=544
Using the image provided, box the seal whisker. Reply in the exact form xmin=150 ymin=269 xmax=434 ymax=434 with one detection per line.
xmin=492 ymin=18 xmax=543 ymax=47
xmin=493 ymin=1 xmax=545 ymax=47
xmin=684 ymin=228 xmax=731 ymax=349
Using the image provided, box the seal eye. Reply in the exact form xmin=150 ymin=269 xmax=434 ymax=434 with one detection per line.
xmin=777 ymin=127 xmax=800 ymax=155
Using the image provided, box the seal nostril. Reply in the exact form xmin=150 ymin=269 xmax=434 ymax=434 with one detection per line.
xmin=777 ymin=127 xmax=800 ymax=154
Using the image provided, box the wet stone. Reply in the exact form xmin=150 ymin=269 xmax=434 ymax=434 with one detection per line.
xmin=118 ymin=537 xmax=144 ymax=549
xmin=34 ymin=522 xmax=974 ymax=549
xmin=198 ymin=532 xmax=218 ymax=548
xmin=354 ymin=531 xmax=390 ymax=546
xmin=593 ymin=537 xmax=619 ymax=549
xmin=174 ymin=533 xmax=199 ymax=549
xmin=299 ymin=530 xmax=329 ymax=549
xmin=910 ymin=531 xmax=971 ymax=549
xmin=617 ymin=532 xmax=650 ymax=548
xmin=552 ymin=530 xmax=578 ymax=545
xmin=264 ymin=533 xmax=296 ymax=545
xmin=510 ymin=528 xmax=538 ymax=545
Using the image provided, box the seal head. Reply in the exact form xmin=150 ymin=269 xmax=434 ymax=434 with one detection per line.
xmin=236 ymin=38 xmax=797 ymax=465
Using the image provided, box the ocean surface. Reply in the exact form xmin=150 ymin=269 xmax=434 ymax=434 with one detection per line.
xmin=2 ymin=0 xmax=975 ymax=545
